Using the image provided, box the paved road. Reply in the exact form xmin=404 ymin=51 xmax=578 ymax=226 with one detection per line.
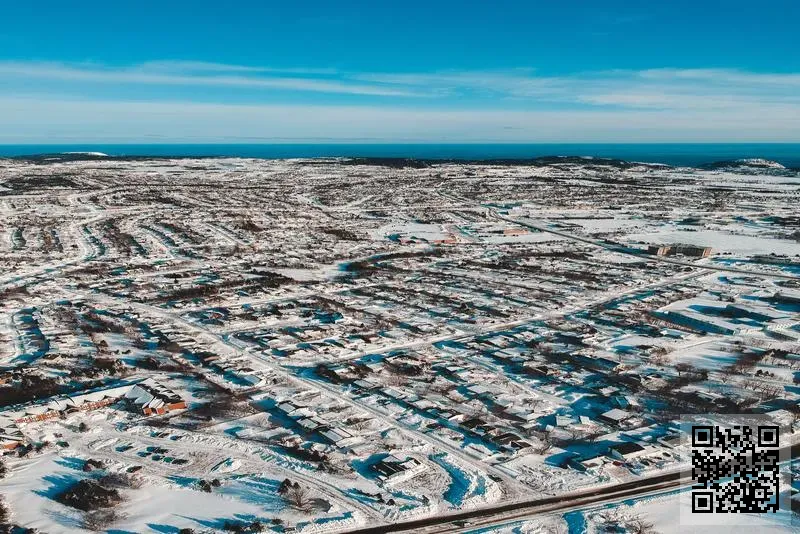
xmin=343 ymin=442 xmax=799 ymax=534
xmin=343 ymin=470 xmax=688 ymax=534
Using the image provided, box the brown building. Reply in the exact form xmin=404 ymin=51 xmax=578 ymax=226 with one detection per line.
xmin=648 ymin=244 xmax=712 ymax=258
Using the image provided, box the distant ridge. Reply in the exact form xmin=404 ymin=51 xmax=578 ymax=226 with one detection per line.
xmin=699 ymin=158 xmax=798 ymax=175
xmin=2 ymin=152 xmax=218 ymax=164
xmin=309 ymin=155 xmax=661 ymax=169
xmin=7 ymin=153 xmax=666 ymax=169
xmin=2 ymin=148 xmax=798 ymax=173
xmin=2 ymin=143 xmax=800 ymax=167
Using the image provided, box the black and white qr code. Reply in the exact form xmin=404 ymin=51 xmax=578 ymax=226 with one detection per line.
xmin=691 ymin=424 xmax=780 ymax=513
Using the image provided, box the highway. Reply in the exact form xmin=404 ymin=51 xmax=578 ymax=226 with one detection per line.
xmin=343 ymin=441 xmax=799 ymax=534
xmin=343 ymin=470 xmax=689 ymax=534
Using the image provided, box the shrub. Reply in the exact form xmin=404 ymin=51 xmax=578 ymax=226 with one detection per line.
xmin=97 ymin=472 xmax=144 ymax=489
xmin=0 ymin=497 xmax=9 ymax=523
xmin=56 ymin=480 xmax=123 ymax=511
xmin=82 ymin=509 xmax=124 ymax=531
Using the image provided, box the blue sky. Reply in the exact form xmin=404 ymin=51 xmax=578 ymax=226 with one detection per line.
xmin=1 ymin=1 xmax=799 ymax=142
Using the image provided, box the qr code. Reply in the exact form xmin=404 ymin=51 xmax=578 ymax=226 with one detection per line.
xmin=691 ymin=424 xmax=780 ymax=513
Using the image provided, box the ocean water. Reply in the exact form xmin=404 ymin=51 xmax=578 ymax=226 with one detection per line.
xmin=0 ymin=143 xmax=799 ymax=167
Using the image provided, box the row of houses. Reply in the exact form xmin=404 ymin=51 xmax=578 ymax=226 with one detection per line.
xmin=196 ymin=352 xmax=267 ymax=387
xmin=655 ymin=301 xmax=798 ymax=337
xmin=0 ymin=379 xmax=187 ymax=448
xmin=0 ymin=416 xmax=24 ymax=450
xmin=275 ymin=399 xmax=361 ymax=449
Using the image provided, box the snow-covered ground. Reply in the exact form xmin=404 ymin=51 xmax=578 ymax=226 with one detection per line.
xmin=1 ymin=156 xmax=798 ymax=533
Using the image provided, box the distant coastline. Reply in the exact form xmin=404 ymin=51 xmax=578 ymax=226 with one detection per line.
xmin=1 ymin=143 xmax=799 ymax=168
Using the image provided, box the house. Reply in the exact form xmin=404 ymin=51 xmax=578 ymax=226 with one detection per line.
xmin=466 ymin=384 xmax=494 ymax=398
xmin=0 ymin=415 xmax=24 ymax=450
xmin=373 ymin=455 xmax=424 ymax=484
xmin=297 ymin=417 xmax=325 ymax=432
xmin=505 ymin=405 xmax=539 ymax=423
xmin=598 ymin=408 xmax=633 ymax=427
xmin=5 ymin=380 xmax=187 ymax=424
xmin=614 ymin=395 xmax=641 ymax=410
xmin=124 ymin=380 xmax=187 ymax=416
xmin=353 ymin=379 xmax=379 ymax=391
xmin=319 ymin=426 xmax=358 ymax=447
xmin=609 ymin=441 xmax=649 ymax=461
xmin=555 ymin=415 xmax=573 ymax=427
xmin=573 ymin=455 xmax=605 ymax=471
xmin=657 ymin=433 xmax=683 ymax=449
xmin=12 ymin=384 xmax=134 ymax=424
xmin=648 ymin=244 xmax=712 ymax=258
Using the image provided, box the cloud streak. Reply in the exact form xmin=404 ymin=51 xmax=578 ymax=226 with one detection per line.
xmin=1 ymin=60 xmax=799 ymax=141
xmin=3 ymin=60 xmax=800 ymax=111
xmin=1 ymin=96 xmax=798 ymax=143
xmin=0 ymin=61 xmax=426 ymax=97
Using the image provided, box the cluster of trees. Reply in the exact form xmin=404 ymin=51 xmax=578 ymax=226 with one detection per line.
xmin=344 ymin=249 xmax=444 ymax=276
xmin=320 ymin=227 xmax=361 ymax=241
xmin=0 ymin=373 xmax=64 ymax=407
xmin=55 ymin=479 xmax=123 ymax=511
xmin=159 ymin=221 xmax=200 ymax=245
xmin=153 ymin=271 xmax=293 ymax=304
xmin=54 ymin=470 xmax=145 ymax=531
xmin=595 ymin=510 xmax=659 ymax=534
xmin=40 ymin=226 xmax=64 ymax=254
xmin=232 ymin=217 xmax=263 ymax=233
xmin=221 ymin=519 xmax=267 ymax=532
xmin=101 ymin=218 xmax=145 ymax=256
xmin=278 ymin=479 xmax=311 ymax=512
xmin=0 ymin=494 xmax=41 ymax=533
xmin=671 ymin=362 xmax=709 ymax=384
xmin=191 ymin=391 xmax=254 ymax=421
xmin=82 ymin=509 xmax=126 ymax=532
xmin=282 ymin=444 xmax=328 ymax=464
xmin=197 ymin=478 xmax=222 ymax=492
xmin=134 ymin=355 xmax=191 ymax=373
xmin=79 ymin=311 xmax=127 ymax=336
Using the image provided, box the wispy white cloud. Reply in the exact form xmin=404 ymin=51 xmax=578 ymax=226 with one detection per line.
xmin=1 ymin=61 xmax=799 ymax=141
xmin=1 ymin=96 xmax=797 ymax=143
xmin=354 ymin=67 xmax=800 ymax=109
xmin=0 ymin=61 xmax=425 ymax=97
xmin=136 ymin=60 xmax=339 ymax=76
xmin=4 ymin=60 xmax=800 ymax=112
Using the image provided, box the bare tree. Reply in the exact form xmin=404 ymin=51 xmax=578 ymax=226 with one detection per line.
xmin=284 ymin=484 xmax=311 ymax=512
xmin=98 ymin=472 xmax=145 ymax=489
xmin=675 ymin=363 xmax=694 ymax=379
xmin=719 ymin=365 xmax=736 ymax=383
xmin=568 ymin=427 xmax=586 ymax=443
xmin=384 ymin=370 xmax=406 ymax=387
xmin=0 ymin=496 xmax=9 ymax=523
xmin=83 ymin=509 xmax=125 ymax=531
xmin=534 ymin=429 xmax=554 ymax=454
xmin=627 ymin=516 xmax=659 ymax=534
xmin=651 ymin=350 xmax=669 ymax=367
xmin=540 ymin=520 xmax=568 ymax=534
